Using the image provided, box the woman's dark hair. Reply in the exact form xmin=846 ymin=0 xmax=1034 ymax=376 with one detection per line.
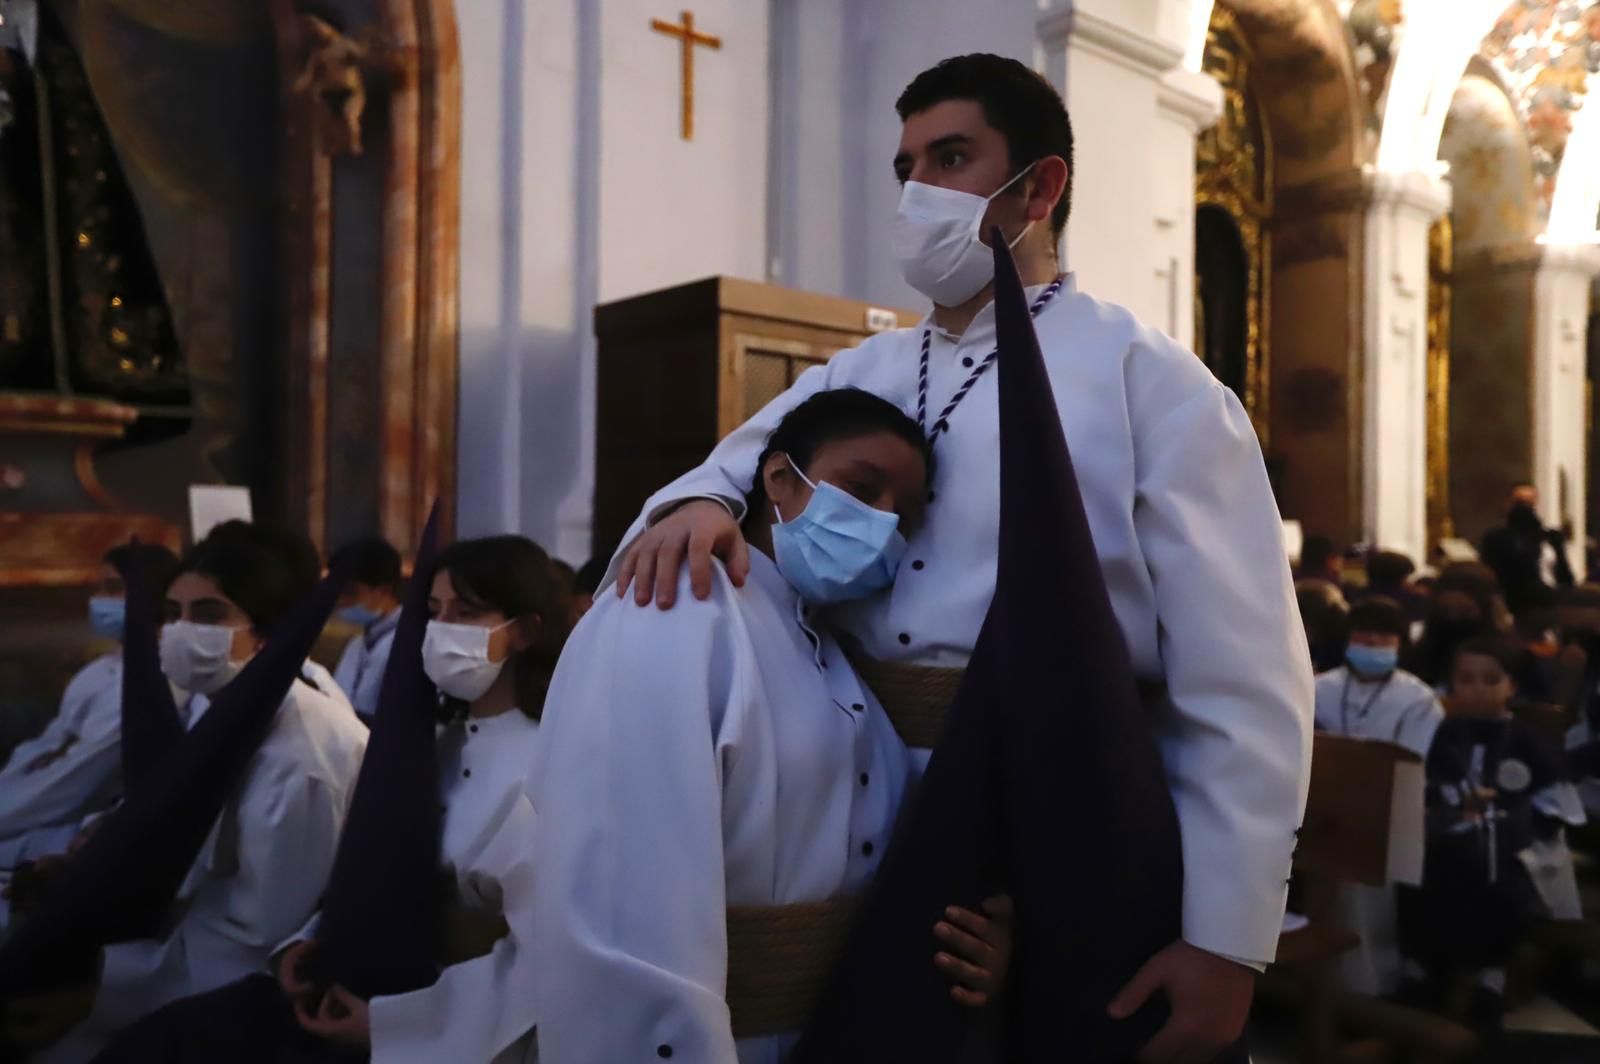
xmin=432 ymin=535 xmax=571 ymax=721
xmin=744 ymin=388 xmax=931 ymax=519
xmin=896 ymin=53 xmax=1075 ymax=235
xmin=104 ymin=542 xmax=180 ymax=596
xmin=173 ymin=521 xmax=319 ymax=635
xmin=328 ymin=536 xmax=403 ymax=595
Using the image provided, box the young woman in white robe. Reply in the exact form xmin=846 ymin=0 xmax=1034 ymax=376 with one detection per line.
xmin=36 ymin=523 xmax=368 ymax=1064
xmin=0 ymin=548 xmax=179 ymax=875
xmin=531 ymin=388 xmax=1011 ymax=1064
xmin=279 ymin=534 xmax=571 ymax=1064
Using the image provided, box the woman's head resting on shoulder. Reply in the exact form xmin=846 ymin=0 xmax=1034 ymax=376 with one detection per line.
xmin=743 ymin=388 xmax=932 ymax=606
xmin=424 ymin=535 xmax=572 ymax=720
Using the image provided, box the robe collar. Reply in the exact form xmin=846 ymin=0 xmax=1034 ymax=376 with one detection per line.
xmin=922 ymin=273 xmax=1077 ymax=344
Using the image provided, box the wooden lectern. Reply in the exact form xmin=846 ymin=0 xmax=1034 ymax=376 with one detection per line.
xmin=592 ymin=277 xmax=917 ymax=554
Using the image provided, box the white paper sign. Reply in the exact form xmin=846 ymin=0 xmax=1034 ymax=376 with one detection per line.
xmin=189 ymin=485 xmax=253 ymax=543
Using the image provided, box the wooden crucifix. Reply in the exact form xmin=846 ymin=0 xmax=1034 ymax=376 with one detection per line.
xmin=650 ymin=9 xmax=721 ymax=141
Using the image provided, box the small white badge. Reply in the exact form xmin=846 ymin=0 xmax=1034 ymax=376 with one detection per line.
xmin=1496 ymin=758 xmax=1532 ymax=793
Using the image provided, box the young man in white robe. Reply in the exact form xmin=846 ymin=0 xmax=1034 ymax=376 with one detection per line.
xmin=0 ymin=546 xmax=179 ymax=875
xmin=615 ymin=53 xmax=1313 ymax=1062
xmin=33 ymin=523 xmax=368 ymax=1063
xmin=533 ymin=389 xmax=1011 ymax=1063
xmin=329 ymin=536 xmax=405 ymax=722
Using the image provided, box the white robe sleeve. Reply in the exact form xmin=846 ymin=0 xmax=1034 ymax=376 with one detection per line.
xmin=0 ymin=676 xmax=121 ymax=848
xmin=1132 ymin=382 xmax=1314 ymax=965
xmin=531 ymin=584 xmax=747 ymax=1064
xmin=367 ymin=795 xmax=540 ymax=1064
xmin=185 ymin=766 xmax=346 ymax=952
xmin=600 ymin=358 xmax=842 ymax=590
xmin=1391 ymin=691 xmax=1444 ymax=759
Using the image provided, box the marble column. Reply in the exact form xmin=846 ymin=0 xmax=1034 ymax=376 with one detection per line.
xmin=1532 ymin=243 xmax=1600 ymax=579
xmin=1036 ymin=1 xmax=1218 ymax=336
xmin=1360 ymin=169 xmax=1450 ymax=566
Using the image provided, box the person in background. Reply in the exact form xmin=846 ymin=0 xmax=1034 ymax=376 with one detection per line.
xmin=1480 ymin=482 xmax=1574 ymax=617
xmin=41 ymin=521 xmax=369 ymax=1059
xmin=1407 ymin=563 xmax=1504 ymax=691
xmin=1361 ymin=550 xmax=1427 ymax=623
xmin=1296 ymin=578 xmax=1350 ymax=675
xmin=1297 ymin=534 xmax=1344 ymax=587
xmin=330 ymin=537 xmax=405 ymax=723
xmin=568 ymin=556 xmax=607 ymax=629
xmin=0 ymin=545 xmax=180 ymax=872
xmin=1314 ymin=597 xmax=1442 ymax=757
xmin=1399 ymin=635 xmax=1587 ymax=1031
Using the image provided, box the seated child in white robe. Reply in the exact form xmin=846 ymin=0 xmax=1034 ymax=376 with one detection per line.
xmin=0 ymin=545 xmax=179 ymax=876
xmin=41 ymin=522 xmax=368 ymax=1062
xmin=329 ymin=536 xmax=405 ymax=723
xmin=531 ymin=388 xmax=1011 ymax=1064
xmin=279 ymin=534 xmax=571 ymax=1064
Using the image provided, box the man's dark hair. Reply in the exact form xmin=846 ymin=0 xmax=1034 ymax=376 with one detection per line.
xmin=1366 ymin=550 xmax=1416 ymax=590
xmin=746 ymin=388 xmax=932 ymax=517
xmin=896 ymin=54 xmax=1075 ymax=235
xmin=328 ymin=537 xmax=403 ymax=595
xmin=1300 ymin=534 xmax=1338 ymax=574
xmin=1453 ymin=634 xmax=1520 ymax=678
xmin=176 ymin=521 xmax=319 ymax=635
xmin=1347 ymin=596 xmax=1408 ymax=641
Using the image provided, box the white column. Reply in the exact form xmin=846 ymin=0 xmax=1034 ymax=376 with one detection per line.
xmin=1533 ymin=244 xmax=1600 ymax=580
xmin=1361 ymin=168 xmax=1450 ymax=566
xmin=1037 ymin=1 xmax=1209 ymax=333
xmin=1154 ymin=67 xmax=1222 ymax=349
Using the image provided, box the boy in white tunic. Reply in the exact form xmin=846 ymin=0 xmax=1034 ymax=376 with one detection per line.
xmin=0 ymin=545 xmax=179 ymax=872
xmin=534 ymin=390 xmax=1010 ymax=1064
xmin=329 ymin=536 xmax=405 ymax=722
xmin=1314 ymin=597 xmax=1444 ymax=758
xmin=616 ymin=53 xmax=1311 ymax=1060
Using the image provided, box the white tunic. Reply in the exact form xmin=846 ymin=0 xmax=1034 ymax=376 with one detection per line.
xmin=46 ymin=679 xmax=368 ymax=1062
xmin=333 ymin=612 xmax=399 ymax=721
xmin=613 ymin=277 xmax=1313 ymax=965
xmin=1313 ymin=666 xmax=1443 ymax=757
xmin=532 ymin=551 xmax=912 ymax=1064
xmin=0 ymin=654 xmax=123 ymax=869
xmin=366 ymin=710 xmax=541 ymax=1064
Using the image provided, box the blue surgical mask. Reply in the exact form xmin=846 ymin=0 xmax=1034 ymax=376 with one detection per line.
xmin=88 ymin=596 xmax=126 ymax=641
xmin=1346 ymin=644 xmax=1398 ymax=679
xmin=337 ymin=603 xmax=385 ymax=629
xmin=771 ymin=457 xmax=908 ymax=605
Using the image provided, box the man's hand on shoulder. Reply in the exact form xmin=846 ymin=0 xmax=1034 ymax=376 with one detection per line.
xmin=617 ymin=500 xmax=748 ymax=609
xmin=1108 ymin=939 xmax=1254 ymax=1064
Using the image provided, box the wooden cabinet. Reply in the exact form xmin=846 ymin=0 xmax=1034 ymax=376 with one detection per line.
xmin=593 ymin=277 xmax=916 ymax=554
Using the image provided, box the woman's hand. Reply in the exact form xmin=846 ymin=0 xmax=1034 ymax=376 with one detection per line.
xmin=294 ymin=983 xmax=371 ymax=1047
xmin=933 ymin=894 xmax=1014 ymax=1007
xmin=273 ymin=939 xmax=319 ymax=1003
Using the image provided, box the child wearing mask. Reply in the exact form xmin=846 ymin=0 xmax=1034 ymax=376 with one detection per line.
xmin=0 ymin=545 xmax=179 ymax=875
xmin=1400 ymin=636 xmax=1587 ymax=1028
xmin=1314 ymin=596 xmax=1443 ymax=757
xmin=41 ymin=522 xmax=369 ymax=1059
xmin=329 ymin=537 xmax=406 ymax=723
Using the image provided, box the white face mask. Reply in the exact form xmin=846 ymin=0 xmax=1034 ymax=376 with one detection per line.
xmin=892 ymin=164 xmax=1036 ymax=307
xmin=159 ymin=621 xmax=245 ymax=696
xmin=423 ymin=620 xmax=512 ymax=703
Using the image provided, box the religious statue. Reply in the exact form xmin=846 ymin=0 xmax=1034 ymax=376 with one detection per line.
xmin=293 ymin=12 xmax=387 ymax=158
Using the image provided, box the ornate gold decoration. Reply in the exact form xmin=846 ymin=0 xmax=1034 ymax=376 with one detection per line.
xmin=292 ymin=15 xmax=388 ymax=158
xmin=650 ymin=10 xmax=721 ymax=141
xmin=1426 ymin=216 xmax=1453 ymax=547
xmin=1195 ymin=4 xmax=1272 ymax=442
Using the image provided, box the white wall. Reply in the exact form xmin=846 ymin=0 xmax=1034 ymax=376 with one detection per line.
xmin=456 ymin=0 xmax=768 ymax=562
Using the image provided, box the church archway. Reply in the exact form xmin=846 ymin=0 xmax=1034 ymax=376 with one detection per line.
xmin=1436 ymin=64 xmax=1542 ymax=546
xmin=1197 ymin=0 xmax=1367 ymax=540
